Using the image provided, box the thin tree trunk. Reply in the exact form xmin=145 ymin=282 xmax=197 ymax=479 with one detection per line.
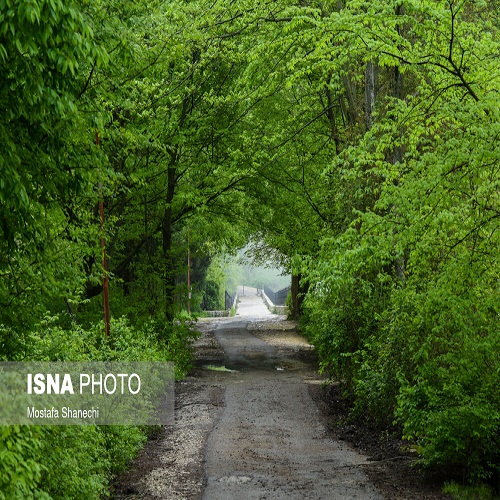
xmin=342 ymin=75 xmax=357 ymax=125
xmin=365 ymin=60 xmax=377 ymax=130
xmin=163 ymin=164 xmax=177 ymax=322
xmin=325 ymin=85 xmax=341 ymax=155
xmin=392 ymin=5 xmax=406 ymax=284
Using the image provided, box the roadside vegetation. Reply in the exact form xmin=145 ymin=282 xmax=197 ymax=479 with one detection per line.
xmin=0 ymin=0 xmax=498 ymax=497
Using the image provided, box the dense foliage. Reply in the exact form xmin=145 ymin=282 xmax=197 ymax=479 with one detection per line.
xmin=269 ymin=0 xmax=499 ymax=486
xmin=1 ymin=0 xmax=498 ymax=495
xmin=0 ymin=316 xmax=197 ymax=498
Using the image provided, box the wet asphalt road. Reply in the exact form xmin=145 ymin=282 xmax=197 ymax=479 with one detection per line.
xmin=202 ymin=287 xmax=383 ymax=500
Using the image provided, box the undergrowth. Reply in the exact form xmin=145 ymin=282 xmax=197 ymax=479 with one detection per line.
xmin=0 ymin=314 xmax=199 ymax=499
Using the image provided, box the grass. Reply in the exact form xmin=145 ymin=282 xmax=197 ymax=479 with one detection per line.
xmin=443 ymin=481 xmax=498 ymax=499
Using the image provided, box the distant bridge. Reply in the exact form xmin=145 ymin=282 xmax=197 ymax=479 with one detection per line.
xmin=203 ymin=284 xmax=290 ymax=317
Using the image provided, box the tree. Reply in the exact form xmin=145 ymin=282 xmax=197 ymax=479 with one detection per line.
xmin=80 ymin=0 xmax=263 ymax=321
xmin=281 ymin=0 xmax=500 ymax=481
xmin=0 ymin=0 xmax=107 ymax=329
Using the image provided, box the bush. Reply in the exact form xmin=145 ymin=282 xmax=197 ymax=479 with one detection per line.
xmin=202 ymin=279 xmax=223 ymax=310
xmin=0 ymin=426 xmax=46 ymax=500
xmin=395 ymin=287 xmax=500 ymax=483
xmin=302 ymin=232 xmax=392 ymax=391
xmin=0 ymin=314 xmax=198 ymax=498
xmin=302 ymin=215 xmax=500 ymax=484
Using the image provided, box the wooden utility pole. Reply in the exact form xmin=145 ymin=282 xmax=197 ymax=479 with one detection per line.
xmin=187 ymin=227 xmax=191 ymax=315
xmin=97 ymin=131 xmax=111 ymax=336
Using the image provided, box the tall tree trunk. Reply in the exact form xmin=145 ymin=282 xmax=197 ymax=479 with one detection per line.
xmin=365 ymin=60 xmax=377 ymax=130
xmin=392 ymin=74 xmax=406 ymax=284
xmin=392 ymin=5 xmax=406 ymax=284
xmin=325 ymin=85 xmax=341 ymax=155
xmin=162 ymin=92 xmax=190 ymax=321
xmin=163 ymin=164 xmax=177 ymax=322
xmin=342 ymin=75 xmax=358 ymax=126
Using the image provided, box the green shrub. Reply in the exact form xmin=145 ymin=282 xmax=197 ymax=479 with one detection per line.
xmin=0 ymin=314 xmax=197 ymax=498
xmin=0 ymin=425 xmax=149 ymax=499
xmin=395 ymin=287 xmax=500 ymax=483
xmin=36 ymin=426 xmax=109 ymax=499
xmin=0 ymin=426 xmax=46 ymax=500
xmin=202 ymin=279 xmax=223 ymax=310
xmin=443 ymin=481 xmax=498 ymax=500
xmin=302 ymin=212 xmax=500 ymax=484
xmin=302 ymin=232 xmax=392 ymax=390
xmin=164 ymin=313 xmax=201 ymax=379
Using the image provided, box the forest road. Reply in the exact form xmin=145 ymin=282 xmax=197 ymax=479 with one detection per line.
xmin=112 ymin=286 xmax=384 ymax=499
xmin=202 ymin=287 xmax=383 ymax=499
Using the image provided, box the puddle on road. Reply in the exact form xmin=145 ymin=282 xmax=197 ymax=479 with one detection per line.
xmin=202 ymin=365 xmax=239 ymax=373
xmin=273 ymin=358 xmax=312 ymax=372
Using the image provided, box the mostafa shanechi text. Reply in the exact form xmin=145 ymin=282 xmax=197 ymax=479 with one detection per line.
xmin=27 ymin=406 xmax=100 ymax=419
